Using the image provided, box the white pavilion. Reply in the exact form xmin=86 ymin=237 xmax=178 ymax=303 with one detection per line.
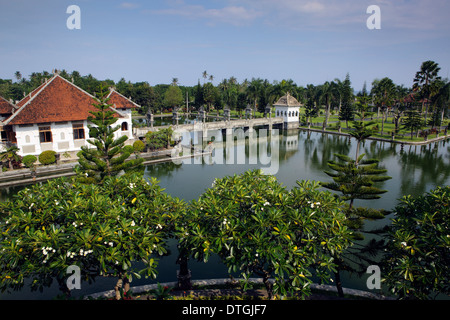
xmin=274 ymin=92 xmax=301 ymax=129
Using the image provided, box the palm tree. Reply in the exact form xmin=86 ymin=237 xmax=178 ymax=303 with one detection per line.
xmin=14 ymin=71 xmax=22 ymax=82
xmin=430 ymin=81 xmax=450 ymax=130
xmin=379 ymin=77 xmax=396 ymax=135
xmin=355 ymin=83 xmax=371 ymax=121
xmin=0 ymin=146 xmax=21 ymax=170
xmin=413 ymin=60 xmax=441 ymax=122
xmin=202 ymin=71 xmax=208 ymax=84
xmin=319 ymin=81 xmax=336 ymax=129
xmin=371 ymin=77 xmax=396 ymax=135
xmin=247 ymin=78 xmax=263 ymax=115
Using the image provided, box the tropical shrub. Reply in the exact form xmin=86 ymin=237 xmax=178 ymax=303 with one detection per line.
xmin=38 ymin=150 xmax=56 ymax=165
xmin=0 ymin=174 xmax=186 ymax=298
xmin=22 ymin=155 xmax=37 ymax=168
xmin=177 ymin=170 xmax=352 ymax=299
xmin=133 ymin=140 xmax=145 ymax=153
xmin=0 ymin=146 xmax=22 ymax=170
xmin=145 ymin=127 xmax=174 ymax=151
xmin=383 ymin=186 xmax=450 ymax=299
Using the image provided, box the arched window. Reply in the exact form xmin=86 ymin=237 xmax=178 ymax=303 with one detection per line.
xmin=289 ymin=111 xmax=291 ymax=117
xmin=121 ymin=122 xmax=128 ymax=131
xmin=25 ymin=135 xmax=30 ymax=143
xmin=277 ymin=110 xmax=280 ymax=117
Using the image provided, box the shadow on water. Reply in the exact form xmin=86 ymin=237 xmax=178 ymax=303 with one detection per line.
xmin=1 ymin=129 xmax=449 ymax=299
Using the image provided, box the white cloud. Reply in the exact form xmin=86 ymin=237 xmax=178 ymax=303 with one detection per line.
xmin=229 ymin=0 xmax=450 ymax=31
xmin=149 ymin=2 xmax=263 ymax=26
xmin=147 ymin=0 xmax=450 ymax=32
xmin=120 ymin=2 xmax=139 ymax=10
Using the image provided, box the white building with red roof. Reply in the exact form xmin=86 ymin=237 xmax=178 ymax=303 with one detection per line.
xmin=1 ymin=74 xmax=139 ymax=156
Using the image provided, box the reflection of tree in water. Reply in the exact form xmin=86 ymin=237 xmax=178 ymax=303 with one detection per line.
xmin=145 ymin=161 xmax=183 ymax=180
xmin=360 ymin=140 xmax=397 ymax=190
xmin=363 ymin=140 xmax=397 ymax=162
xmin=302 ymin=132 xmax=351 ymax=172
xmin=397 ymin=142 xmax=450 ymax=196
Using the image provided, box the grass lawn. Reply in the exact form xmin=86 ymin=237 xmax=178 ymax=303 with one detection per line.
xmin=302 ymin=111 xmax=449 ymax=143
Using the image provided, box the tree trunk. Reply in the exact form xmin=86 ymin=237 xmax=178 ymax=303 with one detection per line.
xmin=57 ymin=277 xmax=72 ymax=299
xmin=355 ymin=141 xmax=361 ymax=165
xmin=115 ymin=278 xmax=123 ymax=300
xmin=263 ymin=273 xmax=274 ymax=300
xmin=114 ymin=275 xmax=130 ymax=300
xmin=334 ymin=271 xmax=345 ymax=298
xmin=176 ymin=248 xmax=192 ymax=290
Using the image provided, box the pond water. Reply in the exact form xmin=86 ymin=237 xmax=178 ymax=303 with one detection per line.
xmin=1 ymin=129 xmax=449 ymax=299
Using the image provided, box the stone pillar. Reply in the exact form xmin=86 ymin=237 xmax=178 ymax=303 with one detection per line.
xmin=223 ymin=108 xmax=231 ymax=121
xmin=245 ymin=106 xmax=252 ymax=120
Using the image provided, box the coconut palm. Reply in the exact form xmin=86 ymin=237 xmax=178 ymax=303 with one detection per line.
xmin=371 ymin=77 xmax=396 ymax=135
xmin=246 ymin=78 xmax=263 ymax=115
xmin=320 ymin=81 xmax=337 ymax=129
xmin=413 ymin=60 xmax=441 ymax=122
xmin=202 ymin=71 xmax=208 ymax=84
xmin=430 ymin=81 xmax=450 ymax=130
xmin=355 ymin=83 xmax=371 ymax=121
xmin=14 ymin=71 xmax=22 ymax=82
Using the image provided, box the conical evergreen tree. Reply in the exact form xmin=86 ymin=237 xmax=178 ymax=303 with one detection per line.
xmin=402 ymin=109 xmax=423 ymax=139
xmin=76 ymin=87 xmax=144 ymax=183
xmin=338 ymin=74 xmax=355 ymax=128
xmin=322 ymin=153 xmax=391 ymax=210
xmin=321 ymin=151 xmax=392 ymax=296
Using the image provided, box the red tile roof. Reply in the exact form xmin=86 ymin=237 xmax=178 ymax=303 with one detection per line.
xmin=5 ymin=75 xmax=122 ymax=125
xmin=16 ymin=81 xmax=47 ymax=107
xmin=0 ymin=96 xmax=16 ymax=115
xmin=107 ymin=89 xmax=140 ymax=109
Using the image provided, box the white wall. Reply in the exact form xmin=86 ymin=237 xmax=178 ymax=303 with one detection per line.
xmin=274 ymin=106 xmax=299 ymax=123
xmin=15 ymin=114 xmax=134 ymax=156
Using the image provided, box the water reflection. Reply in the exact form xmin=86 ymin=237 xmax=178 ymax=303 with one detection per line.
xmin=145 ymin=129 xmax=450 ymax=211
xmin=1 ymin=129 xmax=449 ymax=298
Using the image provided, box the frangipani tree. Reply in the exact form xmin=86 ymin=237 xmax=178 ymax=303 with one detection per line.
xmin=383 ymin=186 xmax=449 ymax=300
xmin=177 ymin=170 xmax=352 ymax=299
xmin=0 ymin=174 xmax=185 ymax=299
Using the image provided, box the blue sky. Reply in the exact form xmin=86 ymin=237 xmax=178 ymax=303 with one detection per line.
xmin=1 ymin=0 xmax=449 ymax=91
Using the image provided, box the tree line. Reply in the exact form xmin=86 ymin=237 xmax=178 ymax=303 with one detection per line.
xmin=2 ymin=61 xmax=448 ymax=127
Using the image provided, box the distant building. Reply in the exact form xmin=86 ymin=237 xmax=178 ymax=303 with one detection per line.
xmin=0 ymin=96 xmax=18 ymax=144
xmin=274 ymin=92 xmax=301 ymax=129
xmin=0 ymin=74 xmax=139 ymax=156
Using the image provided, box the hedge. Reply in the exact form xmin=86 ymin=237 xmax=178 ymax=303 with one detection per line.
xmin=38 ymin=150 xmax=57 ymax=165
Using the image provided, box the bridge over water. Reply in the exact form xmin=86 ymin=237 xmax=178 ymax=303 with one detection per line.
xmin=134 ymin=117 xmax=285 ymax=138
